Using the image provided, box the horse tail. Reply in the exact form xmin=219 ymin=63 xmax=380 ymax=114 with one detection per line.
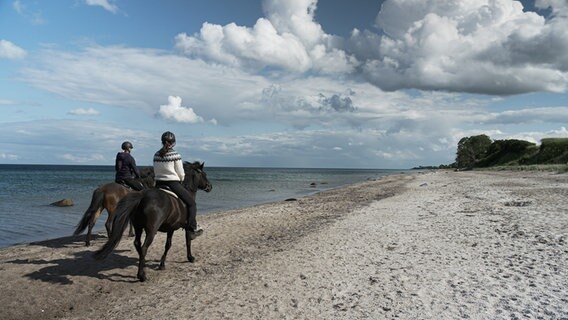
xmin=93 ymin=192 xmax=143 ymax=260
xmin=73 ymin=188 xmax=104 ymax=235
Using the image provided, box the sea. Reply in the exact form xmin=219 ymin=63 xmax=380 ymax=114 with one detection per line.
xmin=0 ymin=164 xmax=401 ymax=248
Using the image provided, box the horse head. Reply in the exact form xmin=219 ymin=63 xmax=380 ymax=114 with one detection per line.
xmin=183 ymin=161 xmax=212 ymax=193
xmin=139 ymin=167 xmax=155 ymax=188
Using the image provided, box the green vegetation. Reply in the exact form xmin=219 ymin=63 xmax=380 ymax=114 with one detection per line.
xmin=455 ymin=134 xmax=492 ymax=169
xmin=454 ymin=135 xmax=568 ymax=171
xmin=479 ymin=164 xmax=568 ymax=172
xmin=475 ymin=139 xmax=537 ymax=167
xmin=520 ymin=138 xmax=568 ymax=165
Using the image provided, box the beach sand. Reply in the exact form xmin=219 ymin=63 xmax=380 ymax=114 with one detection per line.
xmin=0 ymin=170 xmax=566 ymax=319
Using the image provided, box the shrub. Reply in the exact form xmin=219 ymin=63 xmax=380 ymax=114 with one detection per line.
xmin=521 ymin=138 xmax=568 ymax=165
xmin=456 ymin=134 xmax=492 ymax=169
xmin=476 ymin=139 xmax=537 ymax=167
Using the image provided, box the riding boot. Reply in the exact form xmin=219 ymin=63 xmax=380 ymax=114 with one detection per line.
xmin=187 ymin=208 xmax=203 ymax=239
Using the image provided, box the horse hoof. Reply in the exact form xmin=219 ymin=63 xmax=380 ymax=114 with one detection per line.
xmin=137 ymin=273 xmax=146 ymax=282
xmin=188 ymin=256 xmax=195 ymax=263
xmin=158 ymin=265 xmax=165 ymax=270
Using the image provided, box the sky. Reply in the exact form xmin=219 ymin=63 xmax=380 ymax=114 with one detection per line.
xmin=1 ymin=0 xmax=567 ymax=169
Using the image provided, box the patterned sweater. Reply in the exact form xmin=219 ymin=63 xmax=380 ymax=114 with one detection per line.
xmin=153 ymin=149 xmax=185 ymax=182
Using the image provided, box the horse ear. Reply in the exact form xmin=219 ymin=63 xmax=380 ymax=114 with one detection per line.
xmin=200 ymin=161 xmax=204 ymax=169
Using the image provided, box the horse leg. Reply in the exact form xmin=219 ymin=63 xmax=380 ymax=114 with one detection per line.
xmin=185 ymin=229 xmax=195 ymax=263
xmin=86 ymin=208 xmax=103 ymax=246
xmin=104 ymin=209 xmax=114 ymax=238
xmin=133 ymin=226 xmax=143 ymax=257
xmin=128 ymin=221 xmax=135 ymax=237
xmin=137 ymin=230 xmax=156 ymax=282
xmin=159 ymin=231 xmax=174 ymax=270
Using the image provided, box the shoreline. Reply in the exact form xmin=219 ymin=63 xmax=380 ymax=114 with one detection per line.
xmin=0 ymin=170 xmax=566 ymax=319
xmin=0 ymin=167 xmax=399 ymax=249
xmin=13 ymin=173 xmax=392 ymax=249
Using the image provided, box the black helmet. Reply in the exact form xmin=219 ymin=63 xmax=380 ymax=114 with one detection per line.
xmin=161 ymin=131 xmax=176 ymax=145
xmin=121 ymin=141 xmax=133 ymax=150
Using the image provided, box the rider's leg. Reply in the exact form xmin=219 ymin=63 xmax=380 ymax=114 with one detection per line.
xmin=167 ymin=182 xmax=202 ymax=236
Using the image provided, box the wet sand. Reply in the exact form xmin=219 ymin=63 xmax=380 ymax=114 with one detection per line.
xmin=0 ymin=170 xmax=566 ymax=319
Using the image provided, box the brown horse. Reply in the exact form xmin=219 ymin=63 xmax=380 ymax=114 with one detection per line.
xmin=73 ymin=168 xmax=154 ymax=246
xmin=94 ymin=161 xmax=212 ymax=282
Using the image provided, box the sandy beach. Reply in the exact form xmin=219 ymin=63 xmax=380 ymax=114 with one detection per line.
xmin=0 ymin=170 xmax=566 ymax=319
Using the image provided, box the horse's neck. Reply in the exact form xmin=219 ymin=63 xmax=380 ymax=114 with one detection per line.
xmin=141 ymin=176 xmax=154 ymax=188
xmin=185 ymin=175 xmax=199 ymax=194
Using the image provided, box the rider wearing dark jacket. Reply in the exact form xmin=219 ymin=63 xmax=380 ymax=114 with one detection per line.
xmin=115 ymin=141 xmax=143 ymax=191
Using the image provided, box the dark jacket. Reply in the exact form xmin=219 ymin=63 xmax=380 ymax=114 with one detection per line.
xmin=115 ymin=152 xmax=140 ymax=181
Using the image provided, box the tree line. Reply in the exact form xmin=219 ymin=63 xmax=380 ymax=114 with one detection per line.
xmin=453 ymin=135 xmax=568 ymax=170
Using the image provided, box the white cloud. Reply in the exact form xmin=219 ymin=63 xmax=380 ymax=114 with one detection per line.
xmin=536 ymin=0 xmax=568 ymax=14
xmin=13 ymin=1 xmax=568 ymax=168
xmin=158 ymin=95 xmax=205 ymax=124
xmin=547 ymin=126 xmax=568 ymax=136
xmin=356 ymin=0 xmax=568 ymax=94
xmin=12 ymin=0 xmax=24 ymax=14
xmin=262 ymin=0 xmax=322 ymax=46
xmin=12 ymin=0 xmax=45 ymax=25
xmin=85 ymin=0 xmax=119 ymax=14
xmin=21 ymin=1 xmax=568 ymax=102
xmin=491 ymin=126 xmax=568 ymax=144
xmin=174 ymin=0 xmax=568 ymax=95
xmin=0 ymin=119 xmax=157 ymax=165
xmin=482 ymin=106 xmax=568 ymax=124
xmin=175 ymin=21 xmax=315 ymax=73
xmin=187 ymin=126 xmax=454 ymax=168
xmin=175 ymin=0 xmax=358 ymax=74
xmin=23 ymin=44 xmax=566 ymax=135
xmin=0 ymin=99 xmax=17 ymax=105
xmin=0 ymin=153 xmax=19 ymax=160
xmin=21 ymin=46 xmax=269 ymax=123
xmin=0 ymin=39 xmax=27 ymax=59
xmin=60 ymin=153 xmax=106 ymax=163
xmin=68 ymin=107 xmax=100 ymax=116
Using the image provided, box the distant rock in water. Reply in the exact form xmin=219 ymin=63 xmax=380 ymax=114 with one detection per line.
xmin=51 ymin=199 xmax=74 ymax=207
xmin=310 ymin=182 xmax=317 ymax=187
xmin=285 ymin=198 xmax=297 ymax=202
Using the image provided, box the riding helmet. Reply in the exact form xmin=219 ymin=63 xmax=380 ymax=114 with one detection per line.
xmin=121 ymin=141 xmax=133 ymax=150
xmin=161 ymin=131 xmax=176 ymax=145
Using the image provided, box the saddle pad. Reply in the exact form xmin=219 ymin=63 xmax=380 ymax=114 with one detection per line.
xmin=158 ymin=188 xmax=178 ymax=198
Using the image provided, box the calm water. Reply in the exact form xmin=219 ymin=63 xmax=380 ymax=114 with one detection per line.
xmin=0 ymin=164 xmax=401 ymax=248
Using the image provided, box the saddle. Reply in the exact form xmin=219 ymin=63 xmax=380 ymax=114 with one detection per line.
xmin=157 ymin=185 xmax=179 ymax=199
xmin=116 ymin=179 xmax=145 ymax=191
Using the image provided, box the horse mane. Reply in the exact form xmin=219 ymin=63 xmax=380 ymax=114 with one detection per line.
xmin=183 ymin=161 xmax=203 ymax=170
xmin=139 ymin=167 xmax=154 ymax=178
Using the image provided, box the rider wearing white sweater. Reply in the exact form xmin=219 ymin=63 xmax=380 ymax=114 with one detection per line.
xmin=153 ymin=131 xmax=203 ymax=239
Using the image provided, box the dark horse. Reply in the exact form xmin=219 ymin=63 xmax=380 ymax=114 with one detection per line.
xmin=73 ymin=167 xmax=155 ymax=246
xmin=94 ymin=161 xmax=212 ymax=282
